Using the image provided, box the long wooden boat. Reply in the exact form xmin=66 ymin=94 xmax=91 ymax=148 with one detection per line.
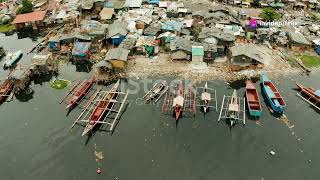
xmin=261 ymin=72 xmax=286 ymax=114
xmin=296 ymin=82 xmax=320 ymax=111
xmin=82 ymin=80 xmax=120 ymax=136
xmin=245 ymin=80 xmax=262 ymax=117
xmin=201 ymin=82 xmax=211 ymax=113
xmin=0 ymin=79 xmax=14 ymax=104
xmin=3 ymin=50 xmax=23 ymax=68
xmin=65 ymin=76 xmax=96 ymax=110
xmin=143 ymin=80 xmax=168 ymax=103
xmin=228 ymin=90 xmax=239 ymax=126
xmin=173 ymin=80 xmax=184 ymax=121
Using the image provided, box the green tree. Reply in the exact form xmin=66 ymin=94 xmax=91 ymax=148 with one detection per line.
xmin=16 ymin=0 xmax=33 ymax=14
xmin=260 ymin=8 xmax=281 ymax=21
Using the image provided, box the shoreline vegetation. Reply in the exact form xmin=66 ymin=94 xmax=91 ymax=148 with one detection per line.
xmin=300 ymin=55 xmax=320 ymax=68
xmin=0 ymin=24 xmax=15 ymax=33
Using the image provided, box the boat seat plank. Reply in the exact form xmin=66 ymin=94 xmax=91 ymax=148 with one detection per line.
xmin=273 ymin=99 xmax=280 ymax=106
xmin=249 ymin=103 xmax=260 ymax=108
xmin=228 ymin=104 xmax=239 ymax=112
xmin=265 ymin=86 xmax=276 ymax=98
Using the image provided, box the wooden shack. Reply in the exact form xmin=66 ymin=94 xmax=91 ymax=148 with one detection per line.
xmin=29 ymin=54 xmax=52 ymax=77
xmin=95 ymin=60 xmax=118 ymax=84
xmin=104 ymin=48 xmax=129 ymax=69
xmin=12 ymin=11 xmax=46 ymax=30
xmin=8 ymin=66 xmax=31 ymax=94
xmin=229 ymin=44 xmax=266 ymax=71
xmin=287 ymin=31 xmax=313 ymax=51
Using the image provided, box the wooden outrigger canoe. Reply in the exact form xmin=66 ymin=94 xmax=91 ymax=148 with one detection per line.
xmin=245 ymin=80 xmax=262 ymax=117
xmin=173 ymin=80 xmax=184 ymax=121
xmin=201 ymin=82 xmax=211 ymax=113
xmin=296 ymin=82 xmax=320 ymax=111
xmin=0 ymin=79 xmax=14 ymax=104
xmin=143 ymin=80 xmax=168 ymax=103
xmin=65 ymin=76 xmax=96 ymax=110
xmin=228 ymin=90 xmax=239 ymax=126
xmin=261 ymin=72 xmax=286 ymax=114
xmin=82 ymin=80 xmax=120 ymax=136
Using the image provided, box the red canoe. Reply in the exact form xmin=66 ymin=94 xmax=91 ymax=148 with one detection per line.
xmin=174 ymin=80 xmax=184 ymax=121
xmin=296 ymin=82 xmax=320 ymax=110
xmin=0 ymin=79 xmax=14 ymax=104
xmin=245 ymin=80 xmax=262 ymax=117
xmin=82 ymin=80 xmax=120 ymax=136
xmin=66 ymin=76 xmax=96 ymax=110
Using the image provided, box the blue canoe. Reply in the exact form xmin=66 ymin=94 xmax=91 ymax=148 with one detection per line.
xmin=3 ymin=50 xmax=23 ymax=68
xmin=260 ymin=72 xmax=286 ymax=114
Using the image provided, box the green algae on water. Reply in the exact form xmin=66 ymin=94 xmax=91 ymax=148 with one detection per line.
xmin=51 ymin=79 xmax=70 ymax=89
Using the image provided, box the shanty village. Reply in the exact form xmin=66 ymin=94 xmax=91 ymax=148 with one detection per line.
xmin=0 ymin=0 xmax=320 ymax=179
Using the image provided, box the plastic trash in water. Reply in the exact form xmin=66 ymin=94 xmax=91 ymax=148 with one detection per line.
xmin=270 ymin=150 xmax=276 ymax=155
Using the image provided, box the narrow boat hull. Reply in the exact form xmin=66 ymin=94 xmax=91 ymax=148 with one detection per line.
xmin=143 ymin=80 xmax=167 ymax=103
xmin=66 ymin=76 xmax=96 ymax=110
xmin=175 ymin=107 xmax=182 ymax=120
xmin=82 ymin=80 xmax=119 ymax=136
xmin=261 ymin=86 xmax=285 ymax=114
xmin=295 ymin=82 xmax=320 ymax=110
xmin=0 ymin=80 xmax=13 ymax=104
xmin=3 ymin=50 xmax=23 ymax=68
xmin=203 ymin=106 xmax=208 ymax=113
xmin=261 ymin=73 xmax=285 ymax=114
xmin=174 ymin=81 xmax=184 ymax=121
xmin=246 ymin=80 xmax=262 ymax=117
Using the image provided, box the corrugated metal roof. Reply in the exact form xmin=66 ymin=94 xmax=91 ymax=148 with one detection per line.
xmin=170 ymin=37 xmax=192 ymax=52
xmin=104 ymin=48 xmax=129 ymax=61
xmin=230 ymin=44 xmax=268 ymax=64
xmin=95 ymin=60 xmax=113 ymax=69
xmin=107 ymin=21 xmax=128 ymax=38
xmin=161 ymin=20 xmax=183 ymax=32
xmin=13 ymin=11 xmax=46 ymax=24
xmin=99 ymin=8 xmax=114 ymax=20
xmin=288 ymin=31 xmax=311 ymax=45
xmin=144 ymin=23 xmax=161 ymax=35
xmin=123 ymin=0 xmax=142 ymax=8
xmin=119 ymin=38 xmax=137 ymax=49
xmin=199 ymin=27 xmax=235 ymax=42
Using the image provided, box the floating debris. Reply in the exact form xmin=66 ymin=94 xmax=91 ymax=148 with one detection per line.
xmin=269 ymin=150 xmax=276 ymax=156
xmin=280 ymin=115 xmax=294 ymax=129
xmin=95 ymin=151 xmax=104 ymax=161
xmin=96 ymin=168 xmax=102 ymax=174
xmin=51 ymin=79 xmax=70 ymax=90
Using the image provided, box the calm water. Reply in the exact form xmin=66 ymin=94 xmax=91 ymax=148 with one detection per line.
xmin=0 ymin=34 xmax=319 ymax=180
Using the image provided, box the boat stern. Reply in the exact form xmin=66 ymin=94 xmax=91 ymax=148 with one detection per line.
xmin=249 ymin=110 xmax=262 ymax=117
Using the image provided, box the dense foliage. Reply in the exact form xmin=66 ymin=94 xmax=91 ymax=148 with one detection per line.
xmin=260 ymin=8 xmax=281 ymax=21
xmin=16 ymin=0 xmax=33 ymax=15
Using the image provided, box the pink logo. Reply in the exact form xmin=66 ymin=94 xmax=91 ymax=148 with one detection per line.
xmin=249 ymin=18 xmax=257 ymax=29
